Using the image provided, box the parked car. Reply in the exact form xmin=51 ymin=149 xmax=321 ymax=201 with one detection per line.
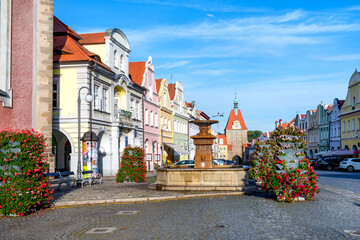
xmin=173 ymin=160 xmax=194 ymax=168
xmin=339 ymin=158 xmax=360 ymax=172
xmin=314 ymin=158 xmax=328 ymax=169
xmin=213 ymin=160 xmax=220 ymax=165
xmin=323 ymin=156 xmax=343 ymax=170
xmin=224 ymin=160 xmax=235 ymax=165
xmin=214 ymin=159 xmax=226 ymax=165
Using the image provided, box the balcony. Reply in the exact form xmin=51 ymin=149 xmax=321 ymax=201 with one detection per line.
xmin=114 ymin=109 xmax=132 ymax=124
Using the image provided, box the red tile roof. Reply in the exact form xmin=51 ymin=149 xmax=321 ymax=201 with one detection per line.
xmin=54 ymin=16 xmax=81 ymax=40
xmin=225 ymin=109 xmax=248 ymax=130
xmin=79 ymin=32 xmax=105 ymax=45
xmin=327 ymin=104 xmax=334 ymax=113
xmin=196 ymin=110 xmax=210 ymax=120
xmin=129 ymin=61 xmax=146 ymax=86
xmin=218 ymin=134 xmax=228 ymax=145
xmin=168 ymin=83 xmax=176 ymax=100
xmin=243 ymin=143 xmax=250 ymax=148
xmin=53 ymin=17 xmax=112 ymax=72
xmin=155 ymin=79 xmax=162 ymax=94
xmin=300 ymin=114 xmax=306 ymax=118
xmin=289 ymin=117 xmax=296 ymax=124
xmin=185 ymin=102 xmax=191 ymax=108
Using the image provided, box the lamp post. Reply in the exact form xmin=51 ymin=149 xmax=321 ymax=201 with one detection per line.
xmin=77 ymin=86 xmax=93 ymax=178
xmin=161 ymin=124 xmax=168 ymax=166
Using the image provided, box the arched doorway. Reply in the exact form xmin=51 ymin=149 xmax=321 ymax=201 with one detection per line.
xmin=309 ymin=149 xmax=314 ymax=159
xmin=98 ymin=131 xmax=111 ymax=176
xmin=233 ymin=155 xmax=242 ymax=165
xmin=52 ymin=129 xmax=74 ymax=172
xmin=331 ymin=146 xmax=334 ymax=151
xmin=352 ymin=144 xmax=358 ymax=152
xmin=345 ymin=145 xmax=349 ymax=150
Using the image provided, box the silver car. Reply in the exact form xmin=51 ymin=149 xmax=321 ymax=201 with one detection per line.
xmin=339 ymin=158 xmax=360 ymax=172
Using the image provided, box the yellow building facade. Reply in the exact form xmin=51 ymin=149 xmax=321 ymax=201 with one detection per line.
xmin=156 ymin=78 xmax=174 ymax=164
xmin=340 ymin=70 xmax=360 ymax=152
xmin=218 ymin=134 xmax=229 ymax=159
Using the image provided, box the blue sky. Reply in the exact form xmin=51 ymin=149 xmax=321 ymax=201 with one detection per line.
xmin=54 ymin=0 xmax=360 ymax=133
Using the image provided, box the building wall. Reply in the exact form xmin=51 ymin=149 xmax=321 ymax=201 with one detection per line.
xmin=158 ymin=79 xmax=173 ymax=164
xmin=83 ymin=44 xmax=106 ymax=65
xmin=0 ymin=0 xmax=54 ymax=170
xmin=0 ymin=0 xmax=34 ymax=129
xmin=142 ymin=58 xmax=160 ymax=170
xmin=341 ymin=70 xmax=360 ymax=152
xmin=330 ymin=98 xmax=342 ymax=150
xmin=226 ymin=129 xmax=248 ymax=160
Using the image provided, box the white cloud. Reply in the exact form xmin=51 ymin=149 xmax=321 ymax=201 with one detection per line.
xmin=320 ymin=54 xmax=360 ymax=61
xmin=116 ymin=0 xmax=269 ymax=13
xmin=156 ymin=60 xmax=190 ymax=69
xmin=126 ymin=10 xmax=360 ymax=59
xmin=207 ymin=13 xmax=215 ymax=17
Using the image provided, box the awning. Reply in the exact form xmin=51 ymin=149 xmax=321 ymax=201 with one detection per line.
xmin=323 ymin=149 xmax=354 ymax=157
xmin=164 ymin=143 xmax=189 ymax=155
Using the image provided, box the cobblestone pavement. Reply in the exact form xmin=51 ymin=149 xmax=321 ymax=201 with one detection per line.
xmin=1 ymin=183 xmax=360 ymax=239
xmin=50 ymin=172 xmax=248 ymax=207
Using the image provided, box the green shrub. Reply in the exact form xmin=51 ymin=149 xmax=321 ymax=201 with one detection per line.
xmin=0 ymin=128 xmax=53 ymax=216
xmin=116 ymin=146 xmax=146 ymax=183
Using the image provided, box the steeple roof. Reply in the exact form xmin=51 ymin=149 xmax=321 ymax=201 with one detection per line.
xmin=225 ymin=108 xmax=248 ymax=130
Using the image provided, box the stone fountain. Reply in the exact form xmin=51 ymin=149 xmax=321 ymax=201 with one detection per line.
xmin=155 ymin=120 xmax=249 ymax=191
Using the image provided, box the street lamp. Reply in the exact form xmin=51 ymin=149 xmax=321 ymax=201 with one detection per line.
xmin=161 ymin=124 xmax=169 ymax=167
xmin=77 ymin=86 xmax=93 ymax=178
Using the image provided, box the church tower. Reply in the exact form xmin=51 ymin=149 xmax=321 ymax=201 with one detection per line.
xmin=225 ymin=94 xmax=248 ymax=162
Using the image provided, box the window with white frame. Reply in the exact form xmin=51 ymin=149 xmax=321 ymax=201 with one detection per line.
xmin=150 ymin=111 xmax=154 ymax=126
xmin=353 ymin=96 xmax=356 ymax=108
xmin=114 ymin=50 xmax=119 ymax=69
xmin=353 ymin=119 xmax=355 ymax=131
xmin=155 ymin=113 xmax=158 ymax=127
xmin=120 ymin=54 xmax=125 ymax=72
xmin=145 ymin=109 xmax=148 ymax=125
xmin=94 ymin=85 xmax=100 ymax=110
xmin=102 ymin=88 xmax=108 ymax=112
xmin=343 ymin=121 xmax=346 ymax=133
xmin=0 ymin=0 xmax=12 ymax=107
xmin=130 ymin=99 xmax=134 ymax=116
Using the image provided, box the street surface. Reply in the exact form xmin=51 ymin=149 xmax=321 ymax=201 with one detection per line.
xmin=316 ymin=169 xmax=360 ymax=194
xmin=1 ymin=170 xmax=360 ymax=240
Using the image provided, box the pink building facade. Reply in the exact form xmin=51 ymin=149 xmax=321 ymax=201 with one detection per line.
xmin=129 ymin=57 xmax=160 ymax=170
xmin=0 ymin=0 xmax=54 ymax=170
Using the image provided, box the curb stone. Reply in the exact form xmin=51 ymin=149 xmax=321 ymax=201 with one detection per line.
xmin=52 ymin=191 xmax=248 ymax=207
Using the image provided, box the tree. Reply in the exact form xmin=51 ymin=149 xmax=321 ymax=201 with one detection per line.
xmin=248 ymin=130 xmax=262 ymax=142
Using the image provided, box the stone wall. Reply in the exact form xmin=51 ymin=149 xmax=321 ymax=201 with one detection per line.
xmin=35 ymin=0 xmax=54 ymax=171
xmin=226 ymin=129 xmax=248 ymax=160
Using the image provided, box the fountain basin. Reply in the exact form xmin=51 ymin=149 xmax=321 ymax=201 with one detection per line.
xmin=155 ymin=167 xmax=249 ymax=191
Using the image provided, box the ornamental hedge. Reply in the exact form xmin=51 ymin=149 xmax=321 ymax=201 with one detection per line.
xmin=249 ymin=125 xmax=319 ymax=202
xmin=0 ymin=128 xmax=53 ymax=216
xmin=116 ymin=146 xmax=146 ymax=183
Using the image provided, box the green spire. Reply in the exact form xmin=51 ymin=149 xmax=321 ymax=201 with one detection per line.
xmin=234 ymin=92 xmax=238 ymax=115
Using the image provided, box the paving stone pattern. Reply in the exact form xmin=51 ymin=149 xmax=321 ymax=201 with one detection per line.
xmin=1 ymin=186 xmax=360 ymax=240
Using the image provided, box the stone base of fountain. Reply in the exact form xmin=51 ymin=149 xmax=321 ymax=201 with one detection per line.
xmin=155 ymin=167 xmax=249 ymax=191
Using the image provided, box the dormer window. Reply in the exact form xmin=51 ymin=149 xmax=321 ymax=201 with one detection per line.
xmin=120 ymin=54 xmax=124 ymax=72
xmin=114 ymin=50 xmax=119 ymax=69
xmin=353 ymin=96 xmax=356 ymax=109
